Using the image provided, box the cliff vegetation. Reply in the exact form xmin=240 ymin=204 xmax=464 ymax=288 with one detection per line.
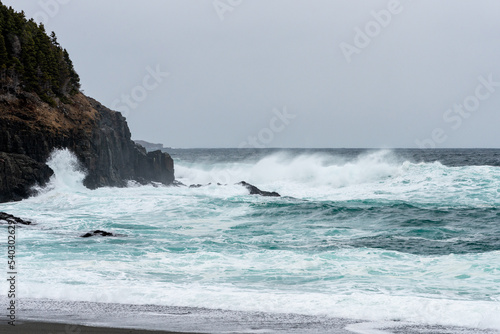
xmin=0 ymin=2 xmax=80 ymax=105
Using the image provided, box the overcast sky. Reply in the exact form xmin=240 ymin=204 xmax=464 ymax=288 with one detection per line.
xmin=4 ymin=0 xmax=500 ymax=148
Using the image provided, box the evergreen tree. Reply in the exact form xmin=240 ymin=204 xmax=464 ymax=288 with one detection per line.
xmin=0 ymin=34 xmax=8 ymax=68
xmin=63 ymin=48 xmax=80 ymax=93
xmin=20 ymin=28 xmax=38 ymax=91
xmin=50 ymin=31 xmax=59 ymax=47
xmin=0 ymin=1 xmax=81 ymax=99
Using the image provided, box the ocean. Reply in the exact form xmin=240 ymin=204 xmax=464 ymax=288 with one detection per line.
xmin=1 ymin=148 xmax=500 ymax=333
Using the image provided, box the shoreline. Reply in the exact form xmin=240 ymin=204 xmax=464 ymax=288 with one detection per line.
xmin=0 ymin=298 xmax=354 ymax=334
xmin=2 ymin=298 xmax=499 ymax=334
xmin=1 ymin=321 xmax=201 ymax=334
xmin=2 ymin=319 xmax=500 ymax=334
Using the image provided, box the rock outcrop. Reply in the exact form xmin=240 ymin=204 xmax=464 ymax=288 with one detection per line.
xmin=0 ymin=212 xmax=33 ymax=225
xmin=80 ymin=230 xmax=115 ymax=238
xmin=84 ymin=98 xmax=174 ymax=189
xmin=0 ymin=91 xmax=174 ymax=202
xmin=175 ymin=181 xmax=281 ymax=197
xmin=238 ymin=181 xmax=281 ymax=197
xmin=0 ymin=152 xmax=54 ymax=202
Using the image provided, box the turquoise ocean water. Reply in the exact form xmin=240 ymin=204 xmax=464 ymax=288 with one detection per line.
xmin=1 ymin=148 xmax=500 ymax=333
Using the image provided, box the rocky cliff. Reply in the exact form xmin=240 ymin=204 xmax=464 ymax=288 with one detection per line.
xmin=0 ymin=3 xmax=174 ymax=202
xmin=0 ymin=91 xmax=174 ymax=202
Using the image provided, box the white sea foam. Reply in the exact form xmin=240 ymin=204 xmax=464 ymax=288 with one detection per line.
xmin=175 ymin=150 xmax=500 ymax=205
xmin=1 ymin=149 xmax=500 ymax=331
xmin=18 ymin=276 xmax=500 ymax=330
xmin=176 ymin=150 xmax=399 ymax=187
xmin=37 ymin=148 xmax=88 ymax=194
xmin=10 ymin=243 xmax=500 ymax=331
xmin=28 ymin=149 xmax=500 ymax=207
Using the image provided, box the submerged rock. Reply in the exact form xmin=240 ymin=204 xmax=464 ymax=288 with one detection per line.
xmin=237 ymin=181 xmax=281 ymax=197
xmin=80 ymin=230 xmax=115 ymax=238
xmin=189 ymin=183 xmax=213 ymax=188
xmin=177 ymin=180 xmax=279 ymax=196
xmin=0 ymin=212 xmax=33 ymax=225
xmin=172 ymin=180 xmax=187 ymax=187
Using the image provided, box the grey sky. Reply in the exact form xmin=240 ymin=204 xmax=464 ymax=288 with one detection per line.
xmin=4 ymin=0 xmax=500 ymax=148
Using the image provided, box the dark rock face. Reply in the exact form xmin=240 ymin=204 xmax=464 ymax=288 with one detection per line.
xmin=238 ymin=181 xmax=281 ymax=197
xmin=83 ymin=98 xmax=174 ymax=189
xmin=80 ymin=230 xmax=115 ymax=238
xmin=0 ymin=92 xmax=174 ymax=202
xmin=0 ymin=212 xmax=33 ymax=225
xmin=134 ymin=148 xmax=175 ymax=187
xmin=0 ymin=152 xmax=54 ymax=202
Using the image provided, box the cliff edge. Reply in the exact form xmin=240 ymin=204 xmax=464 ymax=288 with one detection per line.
xmin=0 ymin=91 xmax=174 ymax=202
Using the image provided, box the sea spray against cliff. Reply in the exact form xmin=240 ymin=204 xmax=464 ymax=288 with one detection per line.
xmin=42 ymin=149 xmax=87 ymax=193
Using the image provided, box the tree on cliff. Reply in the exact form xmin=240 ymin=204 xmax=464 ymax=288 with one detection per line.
xmin=0 ymin=34 xmax=7 ymax=72
xmin=0 ymin=1 xmax=80 ymax=103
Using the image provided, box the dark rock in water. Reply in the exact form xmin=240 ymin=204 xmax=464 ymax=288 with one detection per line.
xmin=172 ymin=180 xmax=187 ymax=187
xmin=0 ymin=212 xmax=33 ymax=225
xmin=189 ymin=183 xmax=213 ymax=188
xmin=80 ymin=230 xmax=115 ymax=238
xmin=237 ymin=181 xmax=281 ymax=197
xmin=180 ymin=182 xmax=224 ymax=188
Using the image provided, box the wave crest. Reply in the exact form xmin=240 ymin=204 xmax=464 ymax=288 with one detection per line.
xmin=175 ymin=150 xmax=401 ymax=188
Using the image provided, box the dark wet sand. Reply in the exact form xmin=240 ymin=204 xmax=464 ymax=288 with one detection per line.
xmin=1 ymin=321 xmax=202 ymax=334
xmin=2 ymin=319 xmax=500 ymax=334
